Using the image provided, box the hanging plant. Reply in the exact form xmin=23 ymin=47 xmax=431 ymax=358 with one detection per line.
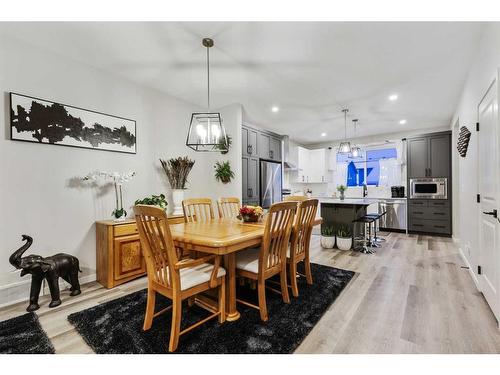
xmin=214 ymin=161 xmax=235 ymax=184
xmin=215 ymin=135 xmax=232 ymax=154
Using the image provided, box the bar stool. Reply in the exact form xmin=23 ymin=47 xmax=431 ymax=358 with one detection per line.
xmin=365 ymin=211 xmax=387 ymax=246
xmin=352 ymin=216 xmax=376 ymax=254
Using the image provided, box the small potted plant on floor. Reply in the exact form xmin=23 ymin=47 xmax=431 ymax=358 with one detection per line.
xmin=320 ymin=225 xmax=335 ymax=249
xmin=336 ymin=225 xmax=352 ymax=251
xmin=337 ymin=184 xmax=347 ymax=200
xmin=135 ymin=194 xmax=168 ymax=211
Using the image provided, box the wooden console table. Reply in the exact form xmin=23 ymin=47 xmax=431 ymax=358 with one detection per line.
xmin=96 ymin=215 xmax=184 ymax=288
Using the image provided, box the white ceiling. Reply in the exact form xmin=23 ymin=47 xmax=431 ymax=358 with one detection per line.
xmin=0 ymin=22 xmax=484 ymax=144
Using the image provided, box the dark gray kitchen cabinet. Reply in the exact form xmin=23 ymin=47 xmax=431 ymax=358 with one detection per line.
xmin=242 ymin=126 xmax=258 ymax=157
xmin=242 ymin=156 xmax=259 ymax=204
xmin=258 ymin=133 xmax=271 ymax=159
xmin=270 ymin=137 xmax=282 ymax=161
xmin=408 ymin=137 xmax=429 ymax=178
xmin=429 ymin=135 xmax=451 ymax=177
xmin=407 ymin=133 xmax=451 ymax=178
xmin=257 ymin=133 xmax=282 ymax=161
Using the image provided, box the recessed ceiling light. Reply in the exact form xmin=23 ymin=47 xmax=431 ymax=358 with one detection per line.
xmin=271 ymin=106 xmax=279 ymax=113
xmin=321 ymin=132 xmax=327 ymax=137
xmin=389 ymin=94 xmax=398 ymax=101
xmin=399 ymin=119 xmax=407 ymax=125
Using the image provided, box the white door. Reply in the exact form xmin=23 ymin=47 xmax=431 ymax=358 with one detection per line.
xmin=478 ymin=78 xmax=500 ymax=323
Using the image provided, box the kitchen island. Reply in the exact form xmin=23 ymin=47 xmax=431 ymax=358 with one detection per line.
xmin=320 ymin=198 xmax=378 ymax=235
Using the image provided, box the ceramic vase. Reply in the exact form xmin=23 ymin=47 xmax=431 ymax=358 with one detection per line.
xmin=336 ymin=236 xmax=352 ymax=251
xmin=172 ymin=189 xmax=185 ymax=215
xmin=320 ymin=235 xmax=335 ymax=249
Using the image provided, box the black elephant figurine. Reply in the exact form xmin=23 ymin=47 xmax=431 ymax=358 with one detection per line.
xmin=9 ymin=235 xmax=82 ymax=312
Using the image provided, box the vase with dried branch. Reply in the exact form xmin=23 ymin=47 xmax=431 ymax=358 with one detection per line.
xmin=159 ymin=156 xmax=195 ymax=215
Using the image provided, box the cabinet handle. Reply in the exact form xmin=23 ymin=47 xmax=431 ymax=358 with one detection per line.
xmin=413 ymin=211 xmax=424 ymax=214
xmin=302 ymin=175 xmax=305 ymax=182
xmin=433 ymin=212 xmax=445 ymax=216
xmin=413 ymin=224 xmax=424 ymax=227
xmin=269 ymin=150 xmax=274 ymax=159
xmin=247 ymin=145 xmax=253 ymax=155
xmin=248 ymin=188 xmax=253 ymax=197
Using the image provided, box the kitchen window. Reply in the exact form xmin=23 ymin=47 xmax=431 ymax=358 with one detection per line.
xmin=337 ymin=147 xmax=398 ymax=187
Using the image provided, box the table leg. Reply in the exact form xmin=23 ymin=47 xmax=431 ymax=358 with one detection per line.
xmin=224 ymin=253 xmax=240 ymax=321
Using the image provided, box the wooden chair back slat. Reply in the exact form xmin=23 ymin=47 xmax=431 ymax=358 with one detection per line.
xmin=182 ymin=198 xmax=215 ymax=223
xmin=259 ymin=201 xmax=297 ymax=274
xmin=134 ymin=205 xmax=180 ymax=290
xmin=217 ymin=197 xmax=240 ymax=219
xmin=290 ymin=199 xmax=318 ymax=260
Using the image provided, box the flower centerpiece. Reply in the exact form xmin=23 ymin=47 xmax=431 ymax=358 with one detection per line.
xmin=83 ymin=171 xmax=136 ymax=221
xmin=237 ymin=205 xmax=264 ymax=223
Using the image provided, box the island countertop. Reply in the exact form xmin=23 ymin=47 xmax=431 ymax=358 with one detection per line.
xmin=319 ymin=198 xmax=379 ymax=205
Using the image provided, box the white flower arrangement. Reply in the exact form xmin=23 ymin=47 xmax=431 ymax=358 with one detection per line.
xmin=82 ymin=171 xmax=136 ymax=220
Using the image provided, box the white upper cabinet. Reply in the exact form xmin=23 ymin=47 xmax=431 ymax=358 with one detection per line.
xmin=296 ymin=147 xmax=329 ymax=183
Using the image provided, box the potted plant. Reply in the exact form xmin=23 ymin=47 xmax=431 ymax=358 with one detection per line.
xmin=215 ymin=135 xmax=232 ymax=155
xmin=83 ymin=171 xmax=136 ymax=222
xmin=214 ymin=161 xmax=235 ymax=184
xmin=135 ymin=194 xmax=168 ymax=211
xmin=237 ymin=205 xmax=264 ymax=222
xmin=337 ymin=184 xmax=347 ymax=200
xmin=160 ymin=157 xmax=195 ymax=215
xmin=336 ymin=225 xmax=352 ymax=251
xmin=320 ymin=226 xmax=335 ymax=249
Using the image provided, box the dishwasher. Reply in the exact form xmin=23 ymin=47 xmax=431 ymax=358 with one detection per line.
xmin=378 ymin=199 xmax=407 ymax=232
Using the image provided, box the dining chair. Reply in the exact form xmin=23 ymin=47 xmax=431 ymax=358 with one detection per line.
xmin=235 ymin=201 xmax=298 ymax=321
xmin=288 ymin=199 xmax=318 ymax=297
xmin=217 ymin=197 xmax=241 ymax=219
xmin=134 ymin=204 xmax=226 ymax=352
xmin=283 ymin=195 xmax=308 ymax=202
xmin=182 ymin=198 xmax=215 ymax=223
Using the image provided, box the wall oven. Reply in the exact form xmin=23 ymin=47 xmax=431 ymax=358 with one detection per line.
xmin=409 ymin=178 xmax=447 ymax=199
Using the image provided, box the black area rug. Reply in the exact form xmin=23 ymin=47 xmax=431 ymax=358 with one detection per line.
xmin=0 ymin=313 xmax=55 ymax=354
xmin=68 ymin=263 xmax=354 ymax=354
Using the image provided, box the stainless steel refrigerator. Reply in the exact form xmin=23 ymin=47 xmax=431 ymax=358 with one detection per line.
xmin=260 ymin=160 xmax=283 ymax=209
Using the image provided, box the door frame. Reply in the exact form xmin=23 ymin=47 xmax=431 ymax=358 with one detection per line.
xmin=477 ymin=75 xmax=500 ymax=324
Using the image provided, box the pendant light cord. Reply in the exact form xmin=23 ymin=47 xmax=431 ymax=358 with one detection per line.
xmin=207 ymin=44 xmax=210 ymax=111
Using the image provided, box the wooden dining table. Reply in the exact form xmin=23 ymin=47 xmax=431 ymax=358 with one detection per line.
xmin=169 ymin=216 xmax=322 ymax=321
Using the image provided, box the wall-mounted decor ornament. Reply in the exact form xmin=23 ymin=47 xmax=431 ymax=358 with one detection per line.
xmin=82 ymin=171 xmax=136 ymax=221
xmin=10 ymin=93 xmax=136 ymax=154
xmin=457 ymin=126 xmax=471 ymax=157
xmin=9 ymin=235 xmax=81 ymax=312
xmin=214 ymin=160 xmax=235 ymax=184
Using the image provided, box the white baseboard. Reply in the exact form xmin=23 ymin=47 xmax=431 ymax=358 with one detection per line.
xmin=457 ymin=244 xmax=480 ymax=290
xmin=0 ymin=273 xmax=96 ymax=310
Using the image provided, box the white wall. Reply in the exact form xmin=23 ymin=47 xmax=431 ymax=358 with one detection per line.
xmin=0 ymin=34 xmax=242 ymax=306
xmin=450 ymin=23 xmax=500 ymax=285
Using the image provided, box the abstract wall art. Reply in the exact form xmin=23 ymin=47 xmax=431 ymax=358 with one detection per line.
xmin=10 ymin=93 xmax=136 ymax=154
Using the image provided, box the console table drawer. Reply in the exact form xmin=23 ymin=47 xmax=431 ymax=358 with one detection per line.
xmin=114 ymin=223 xmax=139 ymax=237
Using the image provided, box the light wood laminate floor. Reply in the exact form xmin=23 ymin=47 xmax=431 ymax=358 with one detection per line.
xmin=1 ymin=232 xmax=499 ymax=353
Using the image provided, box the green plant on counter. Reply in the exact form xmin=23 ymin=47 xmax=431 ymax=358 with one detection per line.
xmin=337 ymin=225 xmax=352 ymax=238
xmin=336 ymin=185 xmax=347 ymax=193
xmin=214 ymin=161 xmax=235 ymax=184
xmin=135 ymin=194 xmax=168 ymax=209
xmin=321 ymin=226 xmax=335 ymax=237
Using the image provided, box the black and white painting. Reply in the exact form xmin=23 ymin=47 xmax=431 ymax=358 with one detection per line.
xmin=10 ymin=93 xmax=136 ymax=154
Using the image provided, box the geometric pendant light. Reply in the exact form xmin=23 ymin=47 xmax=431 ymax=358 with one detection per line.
xmin=337 ymin=108 xmax=351 ymax=155
xmin=186 ymin=38 xmax=228 ymax=152
xmin=350 ymin=119 xmax=362 ymax=158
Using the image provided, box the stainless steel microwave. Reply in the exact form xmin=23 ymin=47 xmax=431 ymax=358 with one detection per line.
xmin=409 ymin=178 xmax=448 ymax=199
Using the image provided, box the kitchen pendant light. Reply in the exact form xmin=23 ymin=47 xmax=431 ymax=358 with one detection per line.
xmin=350 ymin=119 xmax=362 ymax=158
xmin=186 ymin=38 xmax=227 ymax=152
xmin=338 ymin=108 xmax=351 ymax=154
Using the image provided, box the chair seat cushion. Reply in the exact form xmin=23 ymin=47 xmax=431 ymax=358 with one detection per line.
xmin=179 ymin=263 xmax=226 ymax=291
xmin=235 ymin=247 xmax=260 ymax=274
